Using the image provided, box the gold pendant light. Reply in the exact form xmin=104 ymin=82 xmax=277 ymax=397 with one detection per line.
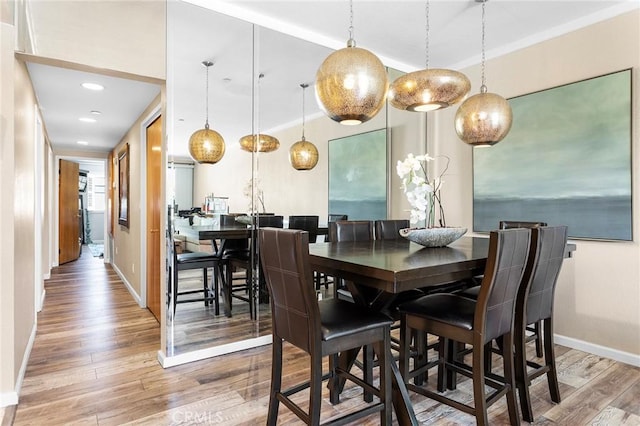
xmin=290 ymin=83 xmax=319 ymax=170
xmin=188 ymin=61 xmax=225 ymax=164
xmin=239 ymin=133 xmax=280 ymax=153
xmin=389 ymin=1 xmax=470 ymax=112
xmin=315 ymin=0 xmax=388 ymax=125
xmin=455 ymin=0 xmax=512 ymax=146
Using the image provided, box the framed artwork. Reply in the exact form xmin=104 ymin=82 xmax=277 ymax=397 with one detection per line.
xmin=118 ymin=143 xmax=130 ymax=228
xmin=473 ymin=69 xmax=632 ymax=240
xmin=328 ymin=128 xmax=388 ymax=221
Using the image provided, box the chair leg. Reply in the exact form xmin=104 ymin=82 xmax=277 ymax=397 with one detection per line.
xmin=471 ymin=342 xmax=489 ymax=426
xmin=515 ymin=318 xmax=534 ymax=422
xmin=502 ymin=331 xmax=521 ymax=426
xmin=376 ymin=333 xmax=392 ymax=425
xmin=309 ymin=351 xmax=323 ymax=426
xmin=534 ymin=320 xmax=544 ymax=357
xmin=213 ymin=263 xmax=220 ymax=315
xmin=224 ymin=263 xmax=233 ymax=317
xmin=267 ymin=336 xmax=282 ymax=426
xmin=203 ymin=267 xmax=209 ymax=307
xmin=362 ymin=345 xmax=374 ymax=402
xmin=544 ymin=317 xmax=561 ymax=403
xmin=173 ymin=266 xmax=178 ymax=316
xmin=329 ymin=353 xmax=340 ymax=404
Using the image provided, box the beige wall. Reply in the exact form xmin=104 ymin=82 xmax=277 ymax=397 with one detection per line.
xmin=13 ymin=59 xmax=37 ymax=380
xmin=430 ymin=10 xmax=640 ymax=356
xmin=0 ymin=20 xmax=17 ymax=404
xmin=26 ymin=0 xmax=166 ymax=80
xmin=112 ymin=94 xmax=162 ymax=299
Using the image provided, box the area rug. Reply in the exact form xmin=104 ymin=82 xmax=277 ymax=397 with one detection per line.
xmin=88 ymin=243 xmax=104 ymax=258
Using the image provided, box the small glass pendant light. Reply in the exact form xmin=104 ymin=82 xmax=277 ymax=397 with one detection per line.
xmin=188 ymin=61 xmax=225 ymax=164
xmin=290 ymin=83 xmax=319 ymax=170
xmin=315 ymin=0 xmax=388 ymax=125
xmin=389 ymin=1 xmax=470 ymax=112
xmin=455 ymin=0 xmax=512 ymax=146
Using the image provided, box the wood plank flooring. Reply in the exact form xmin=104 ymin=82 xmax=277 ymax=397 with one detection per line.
xmin=5 ymin=247 xmax=640 ymax=425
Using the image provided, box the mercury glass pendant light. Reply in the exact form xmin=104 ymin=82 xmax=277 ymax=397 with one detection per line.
xmin=290 ymin=83 xmax=319 ymax=170
xmin=239 ymin=133 xmax=280 ymax=153
xmin=188 ymin=61 xmax=225 ymax=164
xmin=389 ymin=1 xmax=470 ymax=112
xmin=455 ymin=0 xmax=512 ymax=146
xmin=315 ymin=0 xmax=388 ymax=125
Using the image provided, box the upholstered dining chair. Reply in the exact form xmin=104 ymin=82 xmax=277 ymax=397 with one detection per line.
xmin=398 ymin=228 xmax=531 ymax=426
xmin=259 ymin=228 xmax=393 ymax=426
xmin=288 ymin=215 xmax=319 ymax=243
xmin=460 ymin=220 xmax=548 ymax=357
xmin=374 ymin=219 xmax=410 ymax=240
xmin=224 ymin=215 xmax=283 ymax=319
xmin=513 ymin=225 xmax=567 ymax=422
xmin=172 ymin=247 xmax=221 ymax=316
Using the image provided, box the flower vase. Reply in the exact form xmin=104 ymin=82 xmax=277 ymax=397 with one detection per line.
xmin=399 ymin=227 xmax=467 ymax=248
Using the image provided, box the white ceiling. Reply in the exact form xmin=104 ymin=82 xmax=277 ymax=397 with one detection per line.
xmin=26 ymin=0 xmax=637 ymax=158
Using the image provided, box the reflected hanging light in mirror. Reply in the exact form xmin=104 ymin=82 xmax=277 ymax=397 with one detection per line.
xmin=189 ymin=61 xmax=226 ymax=163
xmin=239 ymin=133 xmax=280 ymax=153
xmin=290 ymin=83 xmax=319 ymax=170
xmin=315 ymin=0 xmax=388 ymax=125
xmin=455 ymin=0 xmax=512 ymax=146
xmin=389 ymin=1 xmax=470 ymax=112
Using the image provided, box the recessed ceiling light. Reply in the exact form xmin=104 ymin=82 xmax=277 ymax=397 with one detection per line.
xmin=81 ymin=82 xmax=104 ymax=91
xmin=77 ymin=141 xmax=89 ymax=145
xmin=90 ymin=110 xmax=102 ymax=115
xmin=79 ymin=117 xmax=96 ymax=123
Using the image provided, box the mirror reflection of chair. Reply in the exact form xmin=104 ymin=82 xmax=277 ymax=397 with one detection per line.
xmin=288 ymin=215 xmax=319 ymax=243
xmin=172 ymin=248 xmax=221 ymax=316
xmin=259 ymin=228 xmax=393 ymax=426
xmin=374 ymin=219 xmax=410 ymax=240
xmin=224 ymin=215 xmax=283 ymax=319
xmin=398 ymin=228 xmax=531 ymax=426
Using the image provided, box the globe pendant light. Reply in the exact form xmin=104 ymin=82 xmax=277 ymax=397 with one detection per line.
xmin=389 ymin=1 xmax=470 ymax=112
xmin=315 ymin=0 xmax=388 ymax=125
xmin=188 ymin=61 xmax=225 ymax=164
xmin=239 ymin=133 xmax=280 ymax=153
xmin=455 ymin=0 xmax=512 ymax=146
xmin=290 ymin=83 xmax=319 ymax=170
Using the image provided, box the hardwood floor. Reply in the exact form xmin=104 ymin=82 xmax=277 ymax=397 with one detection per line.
xmin=6 ymin=247 xmax=640 ymax=425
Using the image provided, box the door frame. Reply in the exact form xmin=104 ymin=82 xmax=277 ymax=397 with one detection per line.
xmin=139 ymin=105 xmax=163 ymax=313
xmin=54 ymin=155 xmax=109 ymax=267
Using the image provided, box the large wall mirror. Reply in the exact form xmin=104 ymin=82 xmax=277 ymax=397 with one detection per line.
xmin=164 ymin=1 xmax=425 ymax=365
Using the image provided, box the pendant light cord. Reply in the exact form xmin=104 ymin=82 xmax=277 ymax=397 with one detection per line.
xmin=480 ymin=0 xmax=487 ymax=93
xmin=425 ymin=1 xmax=430 ymax=69
xmin=202 ymin=61 xmax=212 ymax=129
xmin=348 ymin=0 xmax=355 ymax=46
xmin=300 ymin=83 xmax=308 ymax=141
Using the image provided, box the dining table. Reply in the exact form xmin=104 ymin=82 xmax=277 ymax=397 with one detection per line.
xmin=307 ymin=236 xmax=576 ymax=425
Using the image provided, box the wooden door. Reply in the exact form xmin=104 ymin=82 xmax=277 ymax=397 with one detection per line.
xmin=59 ymin=159 xmax=81 ymax=264
xmin=146 ymin=116 xmax=162 ymax=321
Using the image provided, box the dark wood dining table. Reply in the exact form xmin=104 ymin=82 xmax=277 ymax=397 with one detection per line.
xmin=307 ymin=236 xmax=575 ymax=425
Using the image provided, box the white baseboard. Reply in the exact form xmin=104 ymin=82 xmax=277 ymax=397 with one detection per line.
xmin=2 ymin=323 xmax=39 ymax=407
xmin=555 ymin=334 xmax=640 ymax=367
xmin=111 ymin=263 xmax=142 ymax=307
xmin=158 ymin=335 xmax=273 ymax=368
xmin=0 ymin=392 xmax=17 ymax=408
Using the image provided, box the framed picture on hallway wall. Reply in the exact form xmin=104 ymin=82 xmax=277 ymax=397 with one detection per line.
xmin=328 ymin=128 xmax=388 ymax=221
xmin=118 ymin=143 xmax=130 ymax=228
xmin=473 ymin=69 xmax=632 ymax=240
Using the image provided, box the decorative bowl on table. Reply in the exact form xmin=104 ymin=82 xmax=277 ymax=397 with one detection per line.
xmin=399 ymin=227 xmax=467 ymax=248
xmin=234 ymin=215 xmax=253 ymax=225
